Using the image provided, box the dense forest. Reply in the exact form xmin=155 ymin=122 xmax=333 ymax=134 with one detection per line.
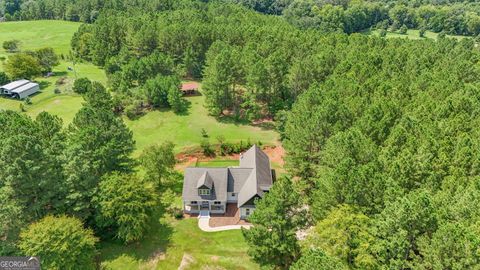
xmin=4 ymin=0 xmax=480 ymax=36
xmin=2 ymin=0 xmax=480 ymax=269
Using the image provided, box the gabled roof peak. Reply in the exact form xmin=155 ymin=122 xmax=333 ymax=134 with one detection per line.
xmin=196 ymin=171 xmax=213 ymax=189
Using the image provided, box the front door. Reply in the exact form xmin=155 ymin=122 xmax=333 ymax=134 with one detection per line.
xmin=201 ymin=201 xmax=209 ymax=210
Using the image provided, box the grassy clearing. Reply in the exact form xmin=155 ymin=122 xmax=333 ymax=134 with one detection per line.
xmin=100 ymin=215 xmax=258 ymax=270
xmin=363 ymin=29 xmax=467 ymax=40
xmin=0 ymin=20 xmax=80 ymax=56
xmin=125 ymin=93 xmax=278 ymax=154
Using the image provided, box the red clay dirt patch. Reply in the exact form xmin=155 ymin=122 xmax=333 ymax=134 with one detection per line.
xmin=209 ymin=204 xmax=251 ymax=227
xmin=263 ymin=144 xmax=285 ymax=166
xmin=175 ymin=144 xmax=285 ymax=171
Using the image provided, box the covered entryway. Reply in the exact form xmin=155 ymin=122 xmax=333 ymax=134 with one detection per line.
xmin=200 ymin=201 xmax=209 ymax=210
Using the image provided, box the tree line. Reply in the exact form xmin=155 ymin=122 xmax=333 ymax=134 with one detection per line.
xmin=235 ymin=0 xmax=480 ymax=36
xmin=4 ymin=0 xmax=480 ymax=36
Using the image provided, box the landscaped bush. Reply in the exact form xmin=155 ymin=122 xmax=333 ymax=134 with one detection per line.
xmin=170 ymin=206 xmax=184 ymax=219
xmin=219 ymin=139 xmax=254 ymax=156
xmin=200 ymin=139 xmax=215 ymax=157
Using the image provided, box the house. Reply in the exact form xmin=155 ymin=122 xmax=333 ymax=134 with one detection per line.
xmin=182 ymin=145 xmax=274 ymax=219
xmin=180 ymin=82 xmax=199 ymax=95
xmin=1 ymin=79 xmax=40 ymax=99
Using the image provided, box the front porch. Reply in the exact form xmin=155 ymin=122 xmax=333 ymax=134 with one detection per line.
xmin=184 ymin=200 xmax=226 ymax=215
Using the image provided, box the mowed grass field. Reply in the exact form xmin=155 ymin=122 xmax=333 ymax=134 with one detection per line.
xmin=126 ymin=93 xmax=278 ymax=154
xmin=100 ymin=215 xmax=258 ymax=270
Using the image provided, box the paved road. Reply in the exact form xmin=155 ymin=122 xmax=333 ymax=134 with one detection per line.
xmin=198 ymin=217 xmax=252 ymax=232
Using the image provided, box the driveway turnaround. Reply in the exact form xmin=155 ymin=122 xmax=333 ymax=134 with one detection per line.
xmin=198 ymin=217 xmax=252 ymax=232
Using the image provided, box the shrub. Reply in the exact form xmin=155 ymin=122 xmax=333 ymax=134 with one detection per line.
xmin=54 ymin=88 xmax=61 ymax=94
xmin=24 ymin=97 xmax=31 ymax=105
xmin=419 ymin=28 xmax=426 ymax=38
xmin=219 ymin=139 xmax=254 ymax=156
xmin=171 ymin=206 xmax=184 ymax=219
xmin=201 ymin=139 xmax=215 ymax=157
xmin=19 ymin=103 xmax=26 ymax=112
xmin=3 ymin=40 xmax=20 ymax=53
xmin=201 ymin=128 xmax=208 ymax=138
xmin=438 ymin=31 xmax=447 ymax=39
xmin=399 ymin=25 xmax=408 ymax=35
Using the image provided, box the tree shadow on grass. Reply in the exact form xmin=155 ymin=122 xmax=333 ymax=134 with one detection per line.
xmin=53 ymin=71 xmax=68 ymax=77
xmin=98 ymin=208 xmax=174 ymax=264
xmin=252 ymin=121 xmax=276 ymax=131
xmin=215 ymin=115 xmax=250 ymax=126
xmin=216 ymin=115 xmax=276 ymax=131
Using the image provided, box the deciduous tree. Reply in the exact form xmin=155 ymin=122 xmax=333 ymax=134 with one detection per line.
xmin=18 ymin=215 xmax=98 ymax=270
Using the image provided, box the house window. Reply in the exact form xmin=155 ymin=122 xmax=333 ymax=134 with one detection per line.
xmin=199 ymin=189 xmax=210 ymax=195
xmin=231 ymin=193 xmax=236 ymax=197
xmin=191 ymin=201 xmax=197 ymax=204
xmin=214 ymin=201 xmax=221 ymax=205
xmin=246 ymin=208 xmax=251 ymax=215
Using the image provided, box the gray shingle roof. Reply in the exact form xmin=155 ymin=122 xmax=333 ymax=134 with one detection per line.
xmin=183 ymin=168 xmax=228 ymax=201
xmin=196 ymin=171 xmax=213 ymax=189
xmin=237 ymin=145 xmax=273 ymax=207
xmin=227 ymin=168 xmax=253 ymax=192
xmin=182 ymin=145 xmax=273 ymax=207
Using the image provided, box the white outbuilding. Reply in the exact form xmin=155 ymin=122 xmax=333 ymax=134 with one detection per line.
xmin=0 ymin=79 xmax=40 ymax=99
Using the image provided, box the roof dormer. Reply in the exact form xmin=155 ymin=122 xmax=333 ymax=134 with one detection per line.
xmin=197 ymin=171 xmax=213 ymax=195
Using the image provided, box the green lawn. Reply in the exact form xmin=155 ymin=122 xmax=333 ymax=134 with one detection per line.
xmin=363 ymin=29 xmax=467 ymax=40
xmin=125 ymin=94 xmax=278 ymax=154
xmin=196 ymin=159 xmax=239 ymax=167
xmin=100 ymin=215 xmax=258 ymax=270
xmin=0 ymin=20 xmax=81 ymax=56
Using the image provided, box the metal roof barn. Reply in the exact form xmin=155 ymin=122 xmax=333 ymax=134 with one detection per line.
xmin=0 ymin=79 xmax=29 ymax=94
xmin=11 ymin=82 xmax=40 ymax=99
